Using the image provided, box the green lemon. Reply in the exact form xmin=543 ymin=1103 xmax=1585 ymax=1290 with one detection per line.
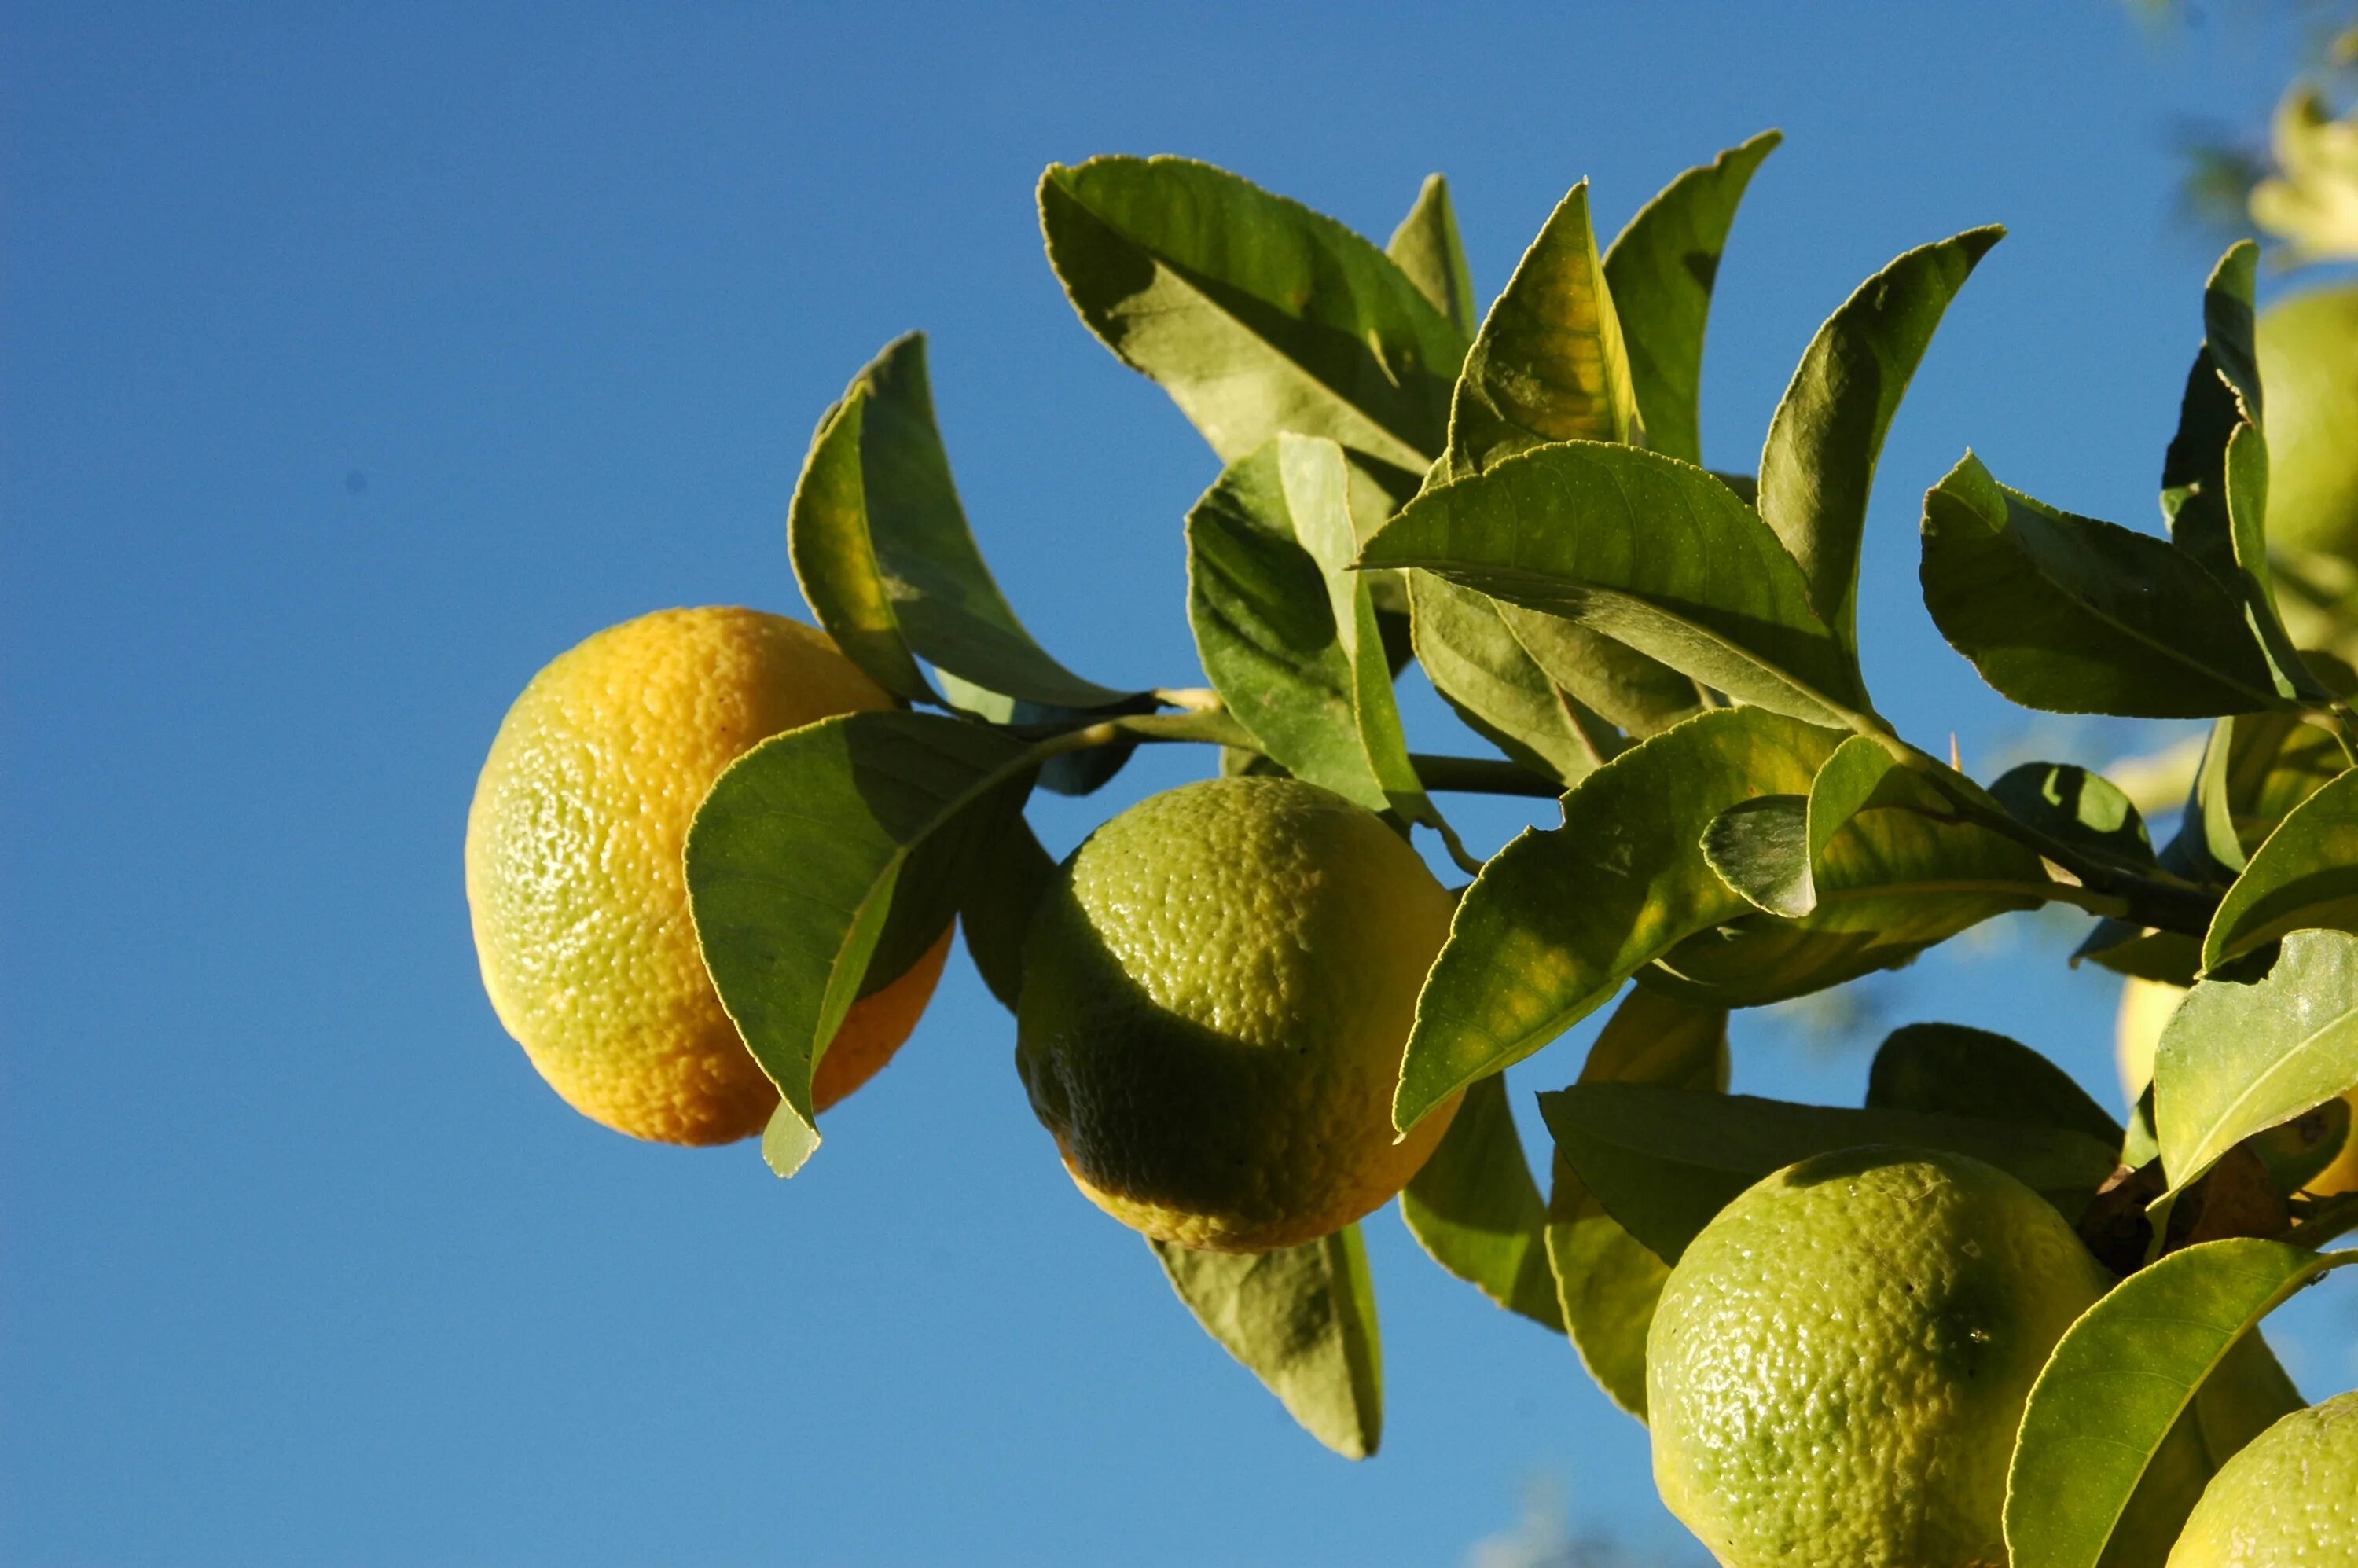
xmin=2169 ymin=1389 xmax=2358 ymax=1566
xmin=2257 ymin=283 xmax=2358 ymax=560
xmin=1015 ymin=776 xmax=1460 ymax=1254
xmin=1647 ymin=1146 xmax=2204 ymax=1567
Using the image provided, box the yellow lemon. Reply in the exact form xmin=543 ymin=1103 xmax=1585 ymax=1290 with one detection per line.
xmin=1647 ymin=1146 xmax=2205 ymax=1567
xmin=2168 ymin=1389 xmax=2358 ymax=1566
xmin=1015 ymin=776 xmax=1459 ymax=1253
xmin=466 ymin=606 xmax=949 ymax=1145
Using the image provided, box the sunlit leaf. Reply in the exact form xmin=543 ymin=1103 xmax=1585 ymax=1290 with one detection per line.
xmin=1361 ymin=441 xmax=1875 ymax=729
xmin=1446 ymin=181 xmax=1640 ymax=472
xmin=1041 ymin=156 xmax=1464 ymax=490
xmin=1600 ymin=130 xmax=1780 ymax=468
xmin=1757 ymin=226 xmax=2001 ymax=649
xmin=1991 ymin=761 xmax=2156 ymax=874
xmin=1152 ymin=1224 xmax=1384 ymax=1460
xmin=789 ymin=335 xmax=1131 ymax=710
xmin=2205 ymin=765 xmax=2358 ymax=968
xmin=1386 ymin=173 xmax=1478 ymax=338
xmin=1393 ymin=707 xmax=1838 ymax=1132
xmin=2004 ymin=1238 xmax=2354 ymax=1568
xmin=2156 ymin=928 xmax=2358 ymax=1194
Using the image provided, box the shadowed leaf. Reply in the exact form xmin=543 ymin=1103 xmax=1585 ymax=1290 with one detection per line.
xmin=1919 ymin=453 xmax=2281 ymax=717
xmin=1867 ymin=1023 xmax=2125 ymax=1146
xmin=1152 ymin=1224 xmax=1384 ymax=1460
xmin=1543 ymin=987 xmax=1729 ymax=1419
xmin=1539 ymin=1084 xmax=2119 ymax=1265
xmin=687 ymin=711 xmax=1038 ymax=1173
xmin=1401 ymin=1073 xmax=1562 ymax=1330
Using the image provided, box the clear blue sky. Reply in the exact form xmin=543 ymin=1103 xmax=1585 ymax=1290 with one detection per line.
xmin=6 ymin=5 xmax=2353 ymax=1564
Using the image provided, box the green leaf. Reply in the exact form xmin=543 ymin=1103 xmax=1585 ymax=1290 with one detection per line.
xmin=1600 ymin=130 xmax=1780 ymax=468
xmin=2160 ymin=716 xmax=2250 ymax=884
xmin=2194 ymin=1328 xmax=2308 ymax=1472
xmin=1919 ymin=453 xmax=2283 ymax=717
xmin=1405 ymin=571 xmax=1613 ymax=786
xmin=789 ymin=335 xmax=1130 ymax=710
xmin=1538 ymin=1083 xmax=2121 ymax=1265
xmin=932 ymin=670 xmax=1157 ymax=798
xmin=1493 ymin=600 xmax=1705 ymax=738
xmin=1867 ymin=1023 xmax=2125 ymax=1146
xmin=1689 ymin=740 xmax=2053 ymax=1001
xmin=1188 ymin=435 xmax=1432 ymax=820
xmin=2224 ymin=422 xmax=2337 ymax=703
xmin=1446 ymin=181 xmax=1640 ymax=472
xmin=2156 ymin=928 xmax=2358 ymax=1194
xmin=1393 ymin=706 xmax=1840 ymax=1132
xmin=1400 ymin=1073 xmax=1562 ymax=1330
xmin=1386 ymin=174 xmax=1477 ymax=339
xmin=1757 ymin=227 xmax=2002 ymax=649
xmin=2221 ymin=706 xmax=2349 ymax=861
xmin=2203 ymin=239 xmax=2264 ymax=422
xmin=1151 ymin=1224 xmax=1383 ymax=1460
xmin=685 ymin=711 xmax=1038 ymax=1173
xmin=1361 ymin=441 xmax=1875 ymax=729
xmin=1991 ymin=762 xmax=2156 ymax=873
xmin=1700 ymin=795 xmax=1811 ymax=918
xmin=2076 ymin=922 xmax=2204 ymax=987
xmin=956 ymin=812 xmax=1059 ymax=1013
xmin=2003 ymin=1238 xmax=2353 ymax=1568
xmin=2160 ymin=345 xmax=2247 ymax=585
xmin=1542 ymin=986 xmax=1728 ymax=1419
xmin=2205 ymin=764 xmax=2358 ymax=968
xmin=1041 ymin=156 xmax=1465 ymax=487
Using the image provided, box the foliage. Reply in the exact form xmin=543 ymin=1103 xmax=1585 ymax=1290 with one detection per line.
xmin=664 ymin=134 xmax=2358 ymax=1558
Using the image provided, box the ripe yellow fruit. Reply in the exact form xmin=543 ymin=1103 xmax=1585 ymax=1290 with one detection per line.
xmin=466 ymin=606 xmax=949 ymax=1145
xmin=2168 ymin=1389 xmax=2358 ymax=1566
xmin=1015 ymin=777 xmax=1459 ymax=1253
xmin=2117 ymin=976 xmax=2358 ymax=1194
xmin=1647 ymin=1146 xmax=2205 ymax=1567
xmin=2257 ymin=283 xmax=2358 ymax=560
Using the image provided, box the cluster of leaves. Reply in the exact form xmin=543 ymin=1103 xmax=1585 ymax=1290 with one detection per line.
xmin=676 ymin=133 xmax=2358 ymax=1555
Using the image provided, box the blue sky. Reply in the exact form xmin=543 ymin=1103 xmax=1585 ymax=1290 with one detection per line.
xmin=6 ymin=5 xmax=2354 ymax=1564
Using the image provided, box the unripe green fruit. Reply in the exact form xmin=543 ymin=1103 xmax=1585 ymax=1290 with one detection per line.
xmin=1015 ymin=777 xmax=1459 ymax=1254
xmin=2257 ymin=283 xmax=2358 ymax=560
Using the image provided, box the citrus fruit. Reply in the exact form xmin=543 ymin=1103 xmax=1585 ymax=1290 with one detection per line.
xmin=466 ymin=606 xmax=949 ymax=1145
xmin=2257 ymin=283 xmax=2358 ymax=560
xmin=2168 ymin=1389 xmax=2358 ymax=1566
xmin=1014 ymin=776 xmax=1459 ymax=1253
xmin=2117 ymin=976 xmax=2358 ymax=1195
xmin=1646 ymin=1145 xmax=2204 ymax=1567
